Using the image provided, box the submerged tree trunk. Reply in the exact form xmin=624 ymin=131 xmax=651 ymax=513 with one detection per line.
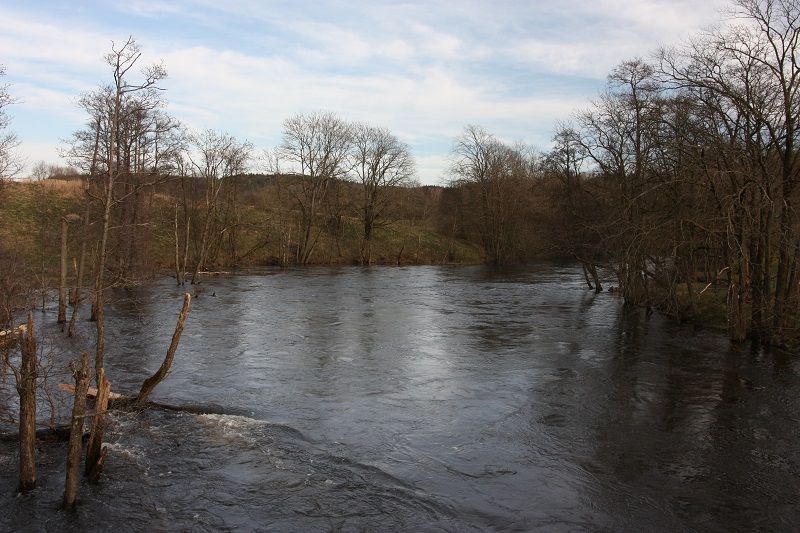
xmin=728 ymin=282 xmax=749 ymax=343
xmin=580 ymin=261 xmax=593 ymax=289
xmin=174 ymin=204 xmax=183 ymax=284
xmin=589 ymin=263 xmax=603 ymax=293
xmin=85 ymin=368 xmax=110 ymax=483
xmin=136 ymin=293 xmax=191 ymax=405
xmin=17 ymin=312 xmax=37 ymax=493
xmin=63 ymin=352 xmax=90 ymax=512
xmin=67 ymin=203 xmax=89 ymax=338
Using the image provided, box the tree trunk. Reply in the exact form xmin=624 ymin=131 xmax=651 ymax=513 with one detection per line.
xmin=174 ymin=204 xmax=182 ymax=284
xmin=63 ymin=352 xmax=90 ymax=512
xmin=17 ymin=312 xmax=37 ymax=493
xmin=85 ymin=368 xmax=110 ymax=482
xmin=589 ymin=264 xmax=603 ymax=293
xmin=69 ymin=126 xmax=98 ymax=337
xmin=580 ymin=261 xmax=594 ymax=289
xmin=182 ymin=215 xmax=190 ymax=283
xmin=728 ymin=282 xmax=748 ymax=343
xmin=191 ymin=211 xmax=212 ymax=284
xmin=94 ymin=185 xmax=114 ymax=384
xmin=67 ymin=203 xmax=89 ymax=337
xmin=58 ymin=217 xmax=68 ymax=325
xmin=136 ymin=293 xmax=191 ymax=405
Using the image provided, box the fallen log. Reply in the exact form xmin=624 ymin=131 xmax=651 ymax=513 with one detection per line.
xmin=1 ymin=401 xmax=228 ymax=444
xmin=58 ymin=382 xmax=125 ymax=401
xmin=57 ymin=382 xmax=228 ymax=414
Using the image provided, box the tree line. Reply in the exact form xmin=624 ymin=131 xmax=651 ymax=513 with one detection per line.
xmin=542 ymin=0 xmax=800 ymax=348
xmin=442 ymin=0 xmax=800 ymax=349
xmin=0 ymin=1 xmax=798 ymax=343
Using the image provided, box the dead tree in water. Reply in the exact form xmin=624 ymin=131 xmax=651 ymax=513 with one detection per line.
xmin=63 ymin=352 xmax=90 ymax=512
xmin=15 ymin=312 xmax=37 ymax=492
xmin=136 ymin=293 xmax=191 ymax=404
xmin=85 ymin=368 xmax=110 ymax=483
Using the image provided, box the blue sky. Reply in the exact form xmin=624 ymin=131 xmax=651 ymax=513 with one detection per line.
xmin=2 ymin=0 xmax=727 ymax=184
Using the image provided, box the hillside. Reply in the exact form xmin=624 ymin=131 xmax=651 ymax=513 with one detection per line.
xmin=0 ymin=176 xmax=487 ymax=288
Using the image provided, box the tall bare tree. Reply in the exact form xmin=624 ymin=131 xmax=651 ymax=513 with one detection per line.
xmin=186 ymin=130 xmax=252 ymax=284
xmin=350 ymin=123 xmax=415 ymax=264
xmin=659 ymin=0 xmax=800 ymax=342
xmin=449 ymin=125 xmax=533 ymax=264
xmin=574 ymin=59 xmax=668 ymax=306
xmin=63 ymin=37 xmax=169 ymax=382
xmin=0 ymin=64 xmax=23 ymax=183
xmin=542 ymin=123 xmax=605 ymax=290
xmin=278 ymin=112 xmax=352 ymax=264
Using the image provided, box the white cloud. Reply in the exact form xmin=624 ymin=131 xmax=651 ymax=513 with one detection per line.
xmin=2 ymin=0 xmax=734 ymax=184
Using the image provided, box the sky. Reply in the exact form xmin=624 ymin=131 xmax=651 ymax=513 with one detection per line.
xmin=1 ymin=0 xmax=729 ymax=185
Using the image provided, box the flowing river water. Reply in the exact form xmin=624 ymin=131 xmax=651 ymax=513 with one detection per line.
xmin=1 ymin=261 xmax=799 ymax=532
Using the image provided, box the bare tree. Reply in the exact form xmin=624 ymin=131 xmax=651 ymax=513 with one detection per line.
xmin=658 ymin=0 xmax=800 ymax=342
xmin=574 ymin=59 xmax=668 ymax=306
xmin=350 ymin=123 xmax=416 ymax=264
xmin=63 ymin=37 xmax=169 ymax=382
xmin=62 ymin=352 xmax=90 ymax=512
xmin=449 ymin=125 xmax=534 ymax=264
xmin=0 ymin=64 xmax=23 ymax=183
xmin=542 ymin=123 xmax=606 ymax=291
xmin=279 ymin=112 xmax=352 ymax=264
xmin=186 ymin=130 xmax=252 ymax=284
xmin=12 ymin=313 xmax=37 ymax=493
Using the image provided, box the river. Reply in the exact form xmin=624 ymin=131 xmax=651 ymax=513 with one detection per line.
xmin=1 ymin=261 xmax=799 ymax=531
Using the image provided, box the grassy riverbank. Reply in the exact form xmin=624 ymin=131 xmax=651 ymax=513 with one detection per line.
xmin=0 ymin=177 xmax=486 ymax=284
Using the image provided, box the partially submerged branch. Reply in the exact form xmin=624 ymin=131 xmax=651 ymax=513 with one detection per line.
xmin=136 ymin=293 xmax=191 ymax=405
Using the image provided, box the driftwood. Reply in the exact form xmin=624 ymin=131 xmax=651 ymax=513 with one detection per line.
xmin=57 ymin=382 xmax=226 ymax=414
xmin=58 ymin=382 xmax=125 ymax=400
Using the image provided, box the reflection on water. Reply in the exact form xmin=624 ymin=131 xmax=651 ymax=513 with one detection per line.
xmin=1 ymin=261 xmax=798 ymax=532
